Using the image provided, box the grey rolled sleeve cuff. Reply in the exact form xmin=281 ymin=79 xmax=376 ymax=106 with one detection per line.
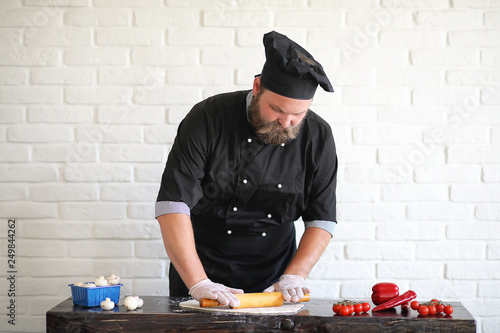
xmin=155 ymin=201 xmax=190 ymax=218
xmin=304 ymin=220 xmax=336 ymax=237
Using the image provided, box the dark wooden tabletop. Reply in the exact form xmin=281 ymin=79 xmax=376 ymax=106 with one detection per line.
xmin=46 ymin=296 xmax=476 ymax=332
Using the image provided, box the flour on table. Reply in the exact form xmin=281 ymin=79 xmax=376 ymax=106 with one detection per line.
xmin=179 ymin=299 xmax=304 ymax=314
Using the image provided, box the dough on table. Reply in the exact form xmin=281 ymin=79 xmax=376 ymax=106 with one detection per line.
xmin=179 ymin=299 xmax=304 ymax=314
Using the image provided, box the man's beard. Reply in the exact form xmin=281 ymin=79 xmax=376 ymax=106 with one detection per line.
xmin=248 ymin=93 xmax=305 ymax=145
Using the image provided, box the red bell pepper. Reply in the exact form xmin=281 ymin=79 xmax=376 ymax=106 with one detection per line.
xmin=371 ymin=282 xmax=399 ymax=305
xmin=372 ymin=290 xmax=417 ymax=312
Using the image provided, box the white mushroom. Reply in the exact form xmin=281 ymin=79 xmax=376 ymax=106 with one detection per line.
xmin=100 ymin=297 xmax=115 ymax=311
xmin=74 ymin=282 xmax=85 ymax=287
xmin=123 ymin=296 xmax=138 ymax=311
xmin=134 ymin=295 xmax=144 ymax=308
xmin=106 ymin=273 xmax=120 ymax=285
xmin=83 ymin=283 xmax=96 ymax=288
xmin=94 ymin=276 xmax=108 ymax=287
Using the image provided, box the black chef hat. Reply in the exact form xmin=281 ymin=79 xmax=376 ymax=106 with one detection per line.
xmin=259 ymin=31 xmax=334 ymax=100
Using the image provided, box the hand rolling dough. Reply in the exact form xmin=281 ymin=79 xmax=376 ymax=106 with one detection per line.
xmin=179 ymin=299 xmax=304 ymax=315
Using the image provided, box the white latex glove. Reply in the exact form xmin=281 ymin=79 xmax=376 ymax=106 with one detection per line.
xmin=188 ymin=279 xmax=244 ymax=308
xmin=263 ymin=274 xmax=311 ymax=302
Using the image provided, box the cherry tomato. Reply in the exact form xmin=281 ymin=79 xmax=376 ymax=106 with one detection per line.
xmin=428 ymin=305 xmax=437 ymax=315
xmin=339 ymin=305 xmax=351 ymax=316
xmin=410 ymin=301 xmax=420 ymax=310
xmin=444 ymin=305 xmax=454 ymax=315
xmin=347 ymin=305 xmax=354 ymax=314
xmin=418 ymin=305 xmax=429 ymax=316
xmin=362 ymin=302 xmax=371 ymax=312
xmin=354 ymin=303 xmax=363 ymax=314
xmin=333 ymin=304 xmax=342 ymax=314
xmin=431 ymin=299 xmax=439 ymax=303
xmin=435 ymin=303 xmax=444 ymax=313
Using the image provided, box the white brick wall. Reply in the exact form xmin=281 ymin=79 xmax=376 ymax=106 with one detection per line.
xmin=0 ymin=1 xmax=499 ymax=332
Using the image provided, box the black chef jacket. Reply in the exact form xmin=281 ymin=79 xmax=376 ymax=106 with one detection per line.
xmin=156 ymin=90 xmax=337 ymax=294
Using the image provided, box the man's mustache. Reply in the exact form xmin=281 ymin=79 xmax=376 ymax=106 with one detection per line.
xmin=256 ymin=120 xmax=295 ymax=135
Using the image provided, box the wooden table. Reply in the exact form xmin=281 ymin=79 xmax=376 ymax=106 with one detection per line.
xmin=46 ymin=296 xmax=476 ymax=332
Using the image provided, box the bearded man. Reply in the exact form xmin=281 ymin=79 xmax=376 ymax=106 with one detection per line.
xmin=155 ymin=31 xmax=338 ymax=308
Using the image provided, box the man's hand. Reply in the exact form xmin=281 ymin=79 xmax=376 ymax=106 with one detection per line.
xmin=189 ymin=279 xmax=244 ymax=308
xmin=263 ymin=274 xmax=311 ymax=302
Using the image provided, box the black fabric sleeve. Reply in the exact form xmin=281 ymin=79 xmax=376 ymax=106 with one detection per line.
xmin=156 ymin=100 xmax=211 ymax=209
xmin=302 ymin=120 xmax=338 ymax=224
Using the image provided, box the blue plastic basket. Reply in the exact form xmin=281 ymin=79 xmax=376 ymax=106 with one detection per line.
xmin=69 ymin=283 xmax=122 ymax=307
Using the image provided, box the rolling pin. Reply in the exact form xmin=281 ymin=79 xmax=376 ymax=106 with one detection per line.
xmin=200 ymin=292 xmax=310 ymax=309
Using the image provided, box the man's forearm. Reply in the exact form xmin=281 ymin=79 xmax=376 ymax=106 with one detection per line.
xmin=157 ymin=213 xmax=207 ymax=290
xmin=284 ymin=227 xmax=332 ymax=279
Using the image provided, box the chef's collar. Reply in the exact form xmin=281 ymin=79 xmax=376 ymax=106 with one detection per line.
xmin=257 ymin=31 xmax=334 ymax=100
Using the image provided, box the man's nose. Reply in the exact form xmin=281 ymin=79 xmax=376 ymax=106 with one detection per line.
xmin=278 ymin=115 xmax=293 ymax=128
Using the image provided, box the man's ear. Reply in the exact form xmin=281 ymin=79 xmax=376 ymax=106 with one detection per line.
xmin=253 ymin=76 xmax=261 ymax=96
